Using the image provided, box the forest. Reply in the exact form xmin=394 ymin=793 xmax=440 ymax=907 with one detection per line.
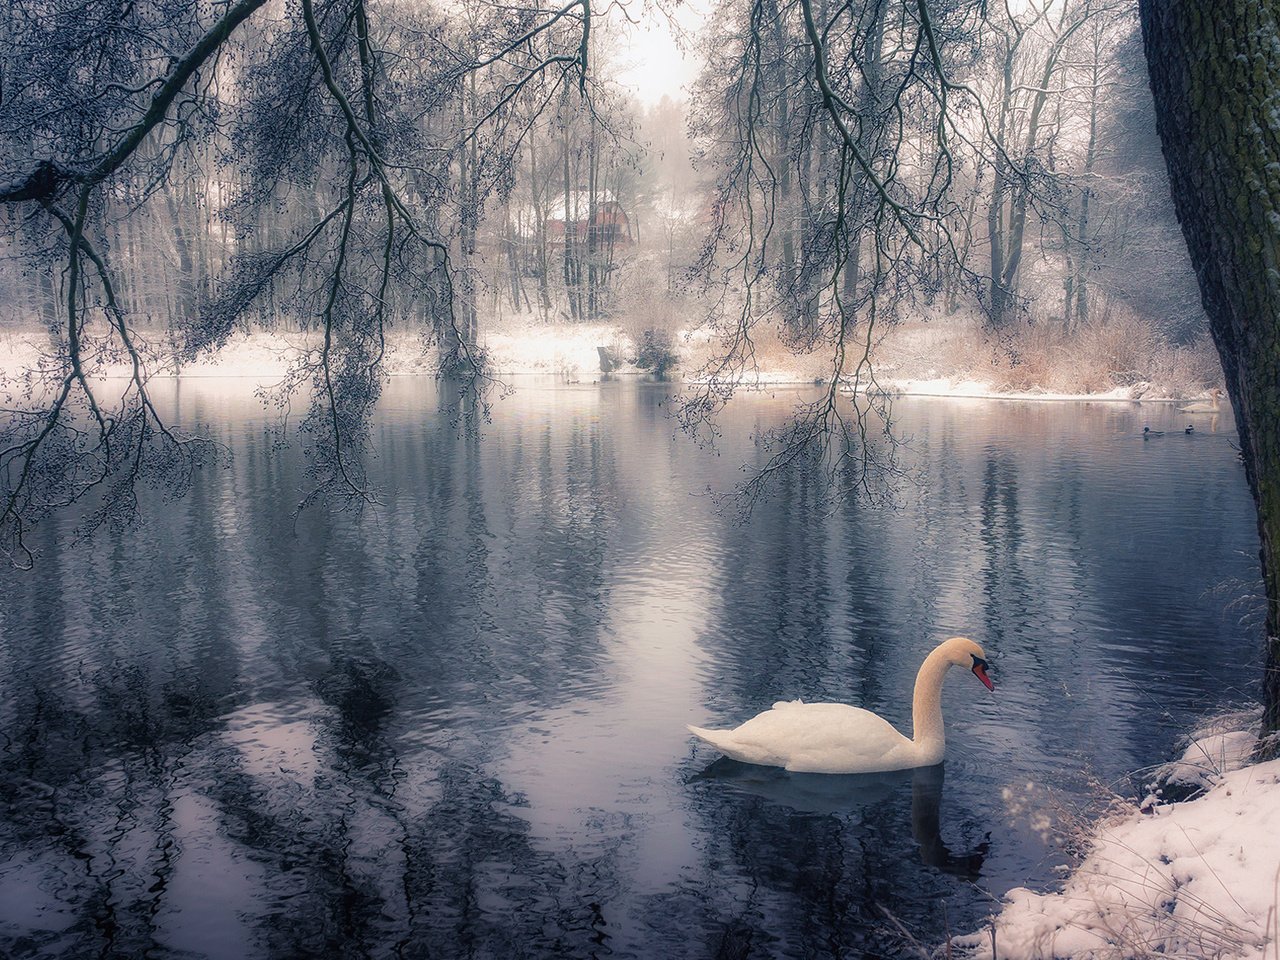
xmin=0 ymin=0 xmax=1237 ymax=555
xmin=0 ymin=0 xmax=1211 ymax=361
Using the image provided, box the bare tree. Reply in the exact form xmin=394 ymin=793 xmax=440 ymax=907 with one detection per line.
xmin=684 ymin=0 xmax=987 ymax=499
xmin=982 ymin=0 xmax=1107 ymax=328
xmin=0 ymin=0 xmax=599 ymax=564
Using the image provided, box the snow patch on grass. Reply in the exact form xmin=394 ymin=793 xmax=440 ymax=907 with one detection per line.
xmin=1152 ymin=731 xmax=1261 ymax=798
xmin=958 ymin=721 xmax=1278 ymax=960
xmin=869 ymin=311 xmax=1221 ymax=402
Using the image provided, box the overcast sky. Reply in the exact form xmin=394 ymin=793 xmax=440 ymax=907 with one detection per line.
xmin=609 ymin=0 xmax=708 ymax=105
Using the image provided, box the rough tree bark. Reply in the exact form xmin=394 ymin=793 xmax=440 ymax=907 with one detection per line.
xmin=1141 ymin=0 xmax=1280 ymax=748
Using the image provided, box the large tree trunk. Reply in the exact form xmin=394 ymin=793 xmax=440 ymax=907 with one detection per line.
xmin=1141 ymin=0 xmax=1280 ymax=747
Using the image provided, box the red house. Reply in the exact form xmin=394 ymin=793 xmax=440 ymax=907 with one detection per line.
xmin=546 ymin=190 xmax=633 ymax=246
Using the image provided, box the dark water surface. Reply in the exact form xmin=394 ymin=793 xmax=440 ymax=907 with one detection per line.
xmin=0 ymin=379 xmax=1263 ymax=959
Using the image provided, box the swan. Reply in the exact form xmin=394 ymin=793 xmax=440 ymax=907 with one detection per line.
xmin=687 ymin=637 xmax=994 ymax=774
xmin=1179 ymin=388 xmax=1223 ymax=414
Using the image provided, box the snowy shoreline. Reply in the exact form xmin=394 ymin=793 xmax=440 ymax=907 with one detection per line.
xmin=0 ymin=326 xmax=1221 ymax=405
xmin=957 ymin=717 xmax=1277 ymax=960
xmin=867 ymin=381 xmax=1198 ymax=404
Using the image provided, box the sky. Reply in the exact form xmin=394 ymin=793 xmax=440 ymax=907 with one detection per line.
xmin=608 ymin=0 xmax=708 ymax=105
xmin=604 ymin=0 xmax=1051 ymax=105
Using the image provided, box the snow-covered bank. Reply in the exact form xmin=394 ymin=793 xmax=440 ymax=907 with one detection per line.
xmin=0 ymin=329 xmax=328 ymax=381
xmin=868 ymin=313 xmax=1221 ymax=403
xmin=872 ymin=378 xmax=1180 ymax=403
xmin=0 ymin=324 xmax=645 ymax=381
xmin=0 ymin=318 xmax=1223 ymax=403
xmin=481 ymin=322 xmax=643 ymax=378
xmin=957 ymin=720 xmax=1277 ymax=960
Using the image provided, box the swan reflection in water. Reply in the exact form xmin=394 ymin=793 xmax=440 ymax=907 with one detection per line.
xmin=693 ymin=758 xmax=989 ymax=879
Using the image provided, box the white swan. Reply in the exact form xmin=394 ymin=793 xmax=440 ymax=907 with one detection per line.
xmin=1179 ymin=388 xmax=1223 ymax=414
xmin=687 ymin=637 xmax=994 ymax=774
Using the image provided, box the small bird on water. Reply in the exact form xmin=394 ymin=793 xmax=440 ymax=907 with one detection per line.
xmin=1143 ymin=426 xmax=1164 ymax=439
xmin=1185 ymin=424 xmax=1195 ymax=435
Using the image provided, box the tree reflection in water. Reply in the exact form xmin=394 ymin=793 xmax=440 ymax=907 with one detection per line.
xmin=0 ymin=381 xmax=1263 ymax=959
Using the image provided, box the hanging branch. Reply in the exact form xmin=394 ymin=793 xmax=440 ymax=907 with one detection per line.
xmin=0 ymin=0 xmax=269 ymax=565
xmin=0 ymin=0 xmax=601 ymax=560
xmin=684 ymin=0 xmax=985 ymax=508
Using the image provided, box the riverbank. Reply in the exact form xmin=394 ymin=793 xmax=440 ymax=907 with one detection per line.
xmin=0 ymin=317 xmax=1222 ymax=403
xmin=957 ymin=715 xmax=1277 ymax=960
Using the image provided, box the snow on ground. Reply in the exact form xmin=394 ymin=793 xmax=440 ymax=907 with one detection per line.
xmin=867 ymin=314 xmax=1220 ymax=402
xmin=871 ymin=377 xmax=1154 ymax=403
xmin=956 ymin=723 xmax=1278 ymax=960
xmin=0 ymin=324 xmax=640 ymax=381
xmin=479 ymin=321 xmax=640 ymax=379
xmin=1 ymin=330 xmax=58 ymax=377
xmin=1149 ymin=722 xmax=1262 ymax=799
xmin=0 ymin=319 xmax=1221 ymax=401
xmin=0 ymin=329 xmax=327 ymax=381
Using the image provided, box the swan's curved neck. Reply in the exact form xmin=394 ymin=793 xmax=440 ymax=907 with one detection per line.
xmin=911 ymin=646 xmax=952 ymax=750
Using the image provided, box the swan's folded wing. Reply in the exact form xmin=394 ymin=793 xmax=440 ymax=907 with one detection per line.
xmin=690 ymin=703 xmax=918 ymax=773
xmin=687 ymin=724 xmax=788 ymax=767
xmin=737 ymin=703 xmax=911 ymax=771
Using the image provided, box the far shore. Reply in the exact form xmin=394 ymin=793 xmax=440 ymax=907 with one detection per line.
xmin=0 ymin=323 xmax=1224 ymax=406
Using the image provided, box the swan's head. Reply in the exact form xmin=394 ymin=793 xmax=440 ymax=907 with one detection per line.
xmin=942 ymin=637 xmax=994 ymax=691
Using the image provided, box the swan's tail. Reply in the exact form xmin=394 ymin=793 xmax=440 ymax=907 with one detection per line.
xmin=687 ymin=724 xmax=738 ymax=753
xmin=688 ymin=724 xmax=776 ymax=766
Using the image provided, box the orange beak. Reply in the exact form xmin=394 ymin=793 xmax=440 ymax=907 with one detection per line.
xmin=973 ymin=662 xmax=995 ymax=691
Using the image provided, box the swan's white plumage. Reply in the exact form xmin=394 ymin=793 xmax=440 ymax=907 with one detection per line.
xmin=688 ymin=637 xmax=989 ymax=774
xmin=688 ymin=702 xmax=925 ymax=773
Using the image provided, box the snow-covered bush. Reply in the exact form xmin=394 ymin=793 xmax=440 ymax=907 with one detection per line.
xmin=616 ymin=260 xmax=683 ymax=377
xmin=868 ymin=303 xmax=1220 ymax=399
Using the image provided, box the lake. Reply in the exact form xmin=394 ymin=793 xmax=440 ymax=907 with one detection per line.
xmin=0 ymin=378 xmax=1262 ymax=959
